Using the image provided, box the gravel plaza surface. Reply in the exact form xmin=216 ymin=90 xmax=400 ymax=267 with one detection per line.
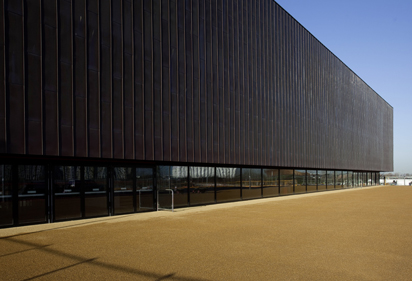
xmin=1 ymin=185 xmax=412 ymax=280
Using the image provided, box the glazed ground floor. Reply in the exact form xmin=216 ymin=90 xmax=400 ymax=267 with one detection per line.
xmin=0 ymin=156 xmax=380 ymax=228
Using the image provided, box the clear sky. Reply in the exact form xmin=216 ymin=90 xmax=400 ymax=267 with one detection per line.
xmin=275 ymin=0 xmax=412 ymax=173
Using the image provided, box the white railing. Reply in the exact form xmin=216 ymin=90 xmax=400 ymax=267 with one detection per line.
xmin=157 ymin=189 xmax=174 ymax=212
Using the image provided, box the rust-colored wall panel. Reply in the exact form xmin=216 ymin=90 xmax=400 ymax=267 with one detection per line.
xmin=101 ymin=101 xmax=112 ymax=158
xmin=75 ymin=96 xmax=87 ymax=157
xmin=0 ymin=1 xmax=5 ymax=153
xmin=6 ymin=8 xmax=25 ymax=154
xmin=26 ymin=53 xmax=42 ymax=155
xmin=124 ymin=54 xmax=134 ymax=159
xmin=112 ymin=77 xmax=123 ymax=159
xmin=1 ymin=0 xmax=393 ymax=172
xmin=8 ymin=85 xmax=25 ymax=154
xmin=133 ymin=0 xmax=144 ymax=160
xmin=177 ymin=0 xmax=186 ymax=162
xmin=25 ymin=16 xmax=43 ymax=156
xmin=161 ymin=0 xmax=171 ymax=162
xmin=153 ymin=0 xmax=162 ymax=161
xmin=44 ymin=91 xmax=58 ymax=155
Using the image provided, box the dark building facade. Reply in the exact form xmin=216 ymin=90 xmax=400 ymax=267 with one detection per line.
xmin=0 ymin=0 xmax=393 ymax=228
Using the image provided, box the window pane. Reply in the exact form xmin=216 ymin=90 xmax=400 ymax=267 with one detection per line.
xmin=263 ymin=169 xmax=279 ymax=197
xmin=336 ymin=171 xmax=343 ymax=189
xmin=84 ymin=166 xmax=108 ymax=218
xmin=0 ymin=165 xmax=13 ymax=226
xmin=157 ymin=166 xmax=188 ymax=208
xmin=216 ymin=167 xmax=240 ymax=203
xmin=347 ymin=171 xmax=353 ymax=187
xmin=327 ymin=171 xmax=335 ymax=190
xmin=294 ymin=170 xmax=306 ymax=193
xmin=318 ymin=170 xmax=327 ymax=191
xmin=242 ymin=168 xmax=261 ymax=200
xmin=136 ymin=167 xmax=154 ymax=211
xmin=189 ymin=167 xmax=215 ymax=205
xmin=18 ymin=165 xmax=47 ymax=224
xmin=307 ymin=170 xmax=317 ymax=192
xmin=280 ymin=170 xmax=293 ymax=195
xmin=114 ymin=167 xmax=134 ymax=214
xmin=54 ymin=166 xmax=81 ymax=221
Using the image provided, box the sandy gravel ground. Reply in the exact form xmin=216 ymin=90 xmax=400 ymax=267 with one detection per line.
xmin=1 ymin=185 xmax=412 ymax=281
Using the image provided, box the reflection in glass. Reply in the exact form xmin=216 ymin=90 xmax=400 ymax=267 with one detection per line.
xmin=157 ymin=166 xmax=188 ymax=208
xmin=114 ymin=167 xmax=134 ymax=214
xmin=327 ymin=171 xmax=335 ymax=190
xmin=335 ymin=171 xmax=343 ymax=189
xmin=280 ymin=170 xmax=293 ymax=195
xmin=294 ymin=170 xmax=306 ymax=194
xmin=242 ymin=168 xmax=262 ymax=199
xmin=136 ymin=168 xmax=154 ymax=211
xmin=189 ymin=167 xmax=215 ymax=205
xmin=318 ymin=170 xmax=327 ymax=191
xmin=306 ymin=170 xmax=317 ymax=192
xmin=360 ymin=172 xmax=365 ymax=187
xmin=347 ymin=171 xmax=353 ymax=188
xmin=0 ymin=165 xmax=13 ymax=226
xmin=354 ymin=172 xmax=359 ymax=187
xmin=18 ymin=165 xmax=47 ymax=224
xmin=84 ymin=166 xmax=108 ymax=218
xmin=216 ymin=167 xmax=241 ymax=202
xmin=263 ymin=169 xmax=279 ymax=197
xmin=54 ymin=166 xmax=81 ymax=221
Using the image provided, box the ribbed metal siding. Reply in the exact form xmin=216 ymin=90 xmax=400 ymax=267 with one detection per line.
xmin=0 ymin=0 xmax=393 ymax=171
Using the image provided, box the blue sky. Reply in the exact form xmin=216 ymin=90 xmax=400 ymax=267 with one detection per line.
xmin=275 ymin=0 xmax=412 ymax=173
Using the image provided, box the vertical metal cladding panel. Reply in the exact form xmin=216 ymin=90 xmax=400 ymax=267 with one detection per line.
xmin=199 ymin=0 xmax=207 ymax=162
xmin=275 ymin=3 xmax=281 ymax=167
xmin=217 ymin=1 xmax=224 ymax=163
xmin=123 ymin=0 xmax=134 ymax=160
xmin=238 ymin=0 xmax=244 ymax=165
xmin=232 ymin=0 xmax=239 ymax=165
xmin=73 ymin=0 xmax=87 ymax=157
xmin=152 ymin=0 xmax=162 ymax=161
xmin=43 ymin=0 xmax=58 ymax=156
xmin=87 ymin=1 xmax=100 ymax=158
xmin=192 ymin=0 xmax=201 ymax=163
xmin=99 ymin=0 xmax=112 ymax=158
xmin=177 ymin=0 xmax=186 ymax=162
xmin=6 ymin=2 xmax=25 ymax=154
xmin=58 ymin=0 xmax=74 ymax=156
xmin=264 ymin=0 xmax=270 ymax=166
xmin=133 ymin=0 xmax=144 ymax=160
xmin=204 ymin=0 xmax=213 ymax=163
xmin=245 ymin=1 xmax=252 ymax=165
xmin=240 ymin=0 xmax=247 ymax=165
xmin=255 ymin=0 xmax=261 ymax=166
xmin=224 ymin=0 xmax=231 ymax=164
xmin=161 ymin=0 xmax=171 ymax=162
xmin=251 ymin=0 xmax=257 ymax=166
xmin=112 ymin=0 xmax=123 ymax=159
xmin=185 ymin=0 xmax=193 ymax=162
xmin=225 ymin=0 xmax=232 ymax=164
xmin=269 ymin=1 xmax=274 ymax=166
xmin=169 ymin=0 xmax=179 ymax=161
xmin=0 ymin=1 xmax=5 ymax=153
xmin=143 ymin=0 xmax=154 ymax=160
xmin=25 ymin=0 xmax=42 ymax=155
xmin=211 ymin=0 xmax=218 ymax=163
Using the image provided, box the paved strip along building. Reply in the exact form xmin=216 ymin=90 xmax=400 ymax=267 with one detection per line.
xmin=0 ymin=1 xmax=393 ymax=228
